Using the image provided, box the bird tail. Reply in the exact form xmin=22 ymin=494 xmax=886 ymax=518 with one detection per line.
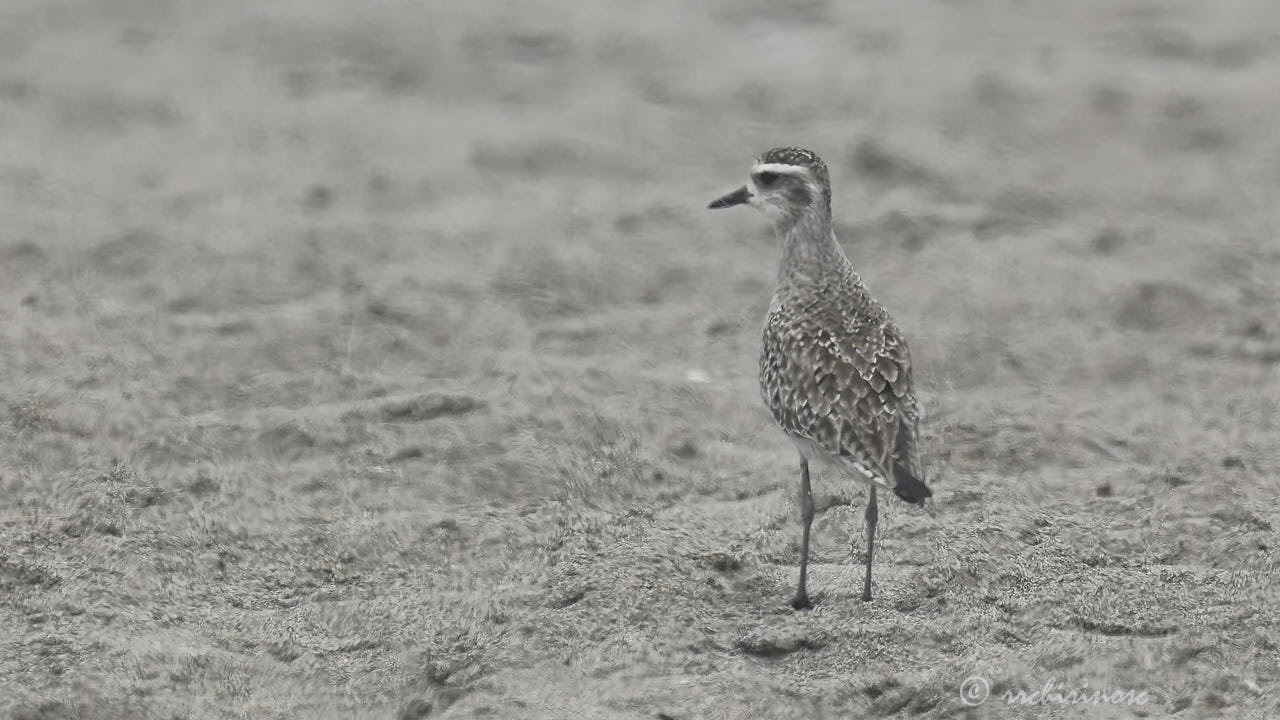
xmin=837 ymin=455 xmax=929 ymax=505
xmin=891 ymin=462 xmax=931 ymax=505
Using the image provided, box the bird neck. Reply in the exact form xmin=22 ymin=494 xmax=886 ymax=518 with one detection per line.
xmin=777 ymin=205 xmax=849 ymax=286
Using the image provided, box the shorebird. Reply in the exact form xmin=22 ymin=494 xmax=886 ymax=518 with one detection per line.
xmin=708 ymin=146 xmax=931 ymax=609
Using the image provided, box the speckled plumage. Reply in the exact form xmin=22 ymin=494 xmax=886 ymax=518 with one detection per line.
xmin=760 ymin=269 xmax=924 ymax=495
xmin=709 ymin=146 xmax=930 ymax=608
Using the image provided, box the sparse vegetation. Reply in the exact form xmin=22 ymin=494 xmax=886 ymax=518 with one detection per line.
xmin=1 ymin=0 xmax=1277 ymax=718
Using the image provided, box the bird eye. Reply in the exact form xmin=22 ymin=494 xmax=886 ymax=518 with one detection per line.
xmin=757 ymin=171 xmax=779 ymax=186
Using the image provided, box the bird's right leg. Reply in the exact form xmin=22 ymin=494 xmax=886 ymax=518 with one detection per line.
xmin=792 ymin=457 xmax=814 ymax=610
xmin=861 ymin=486 xmax=878 ymax=602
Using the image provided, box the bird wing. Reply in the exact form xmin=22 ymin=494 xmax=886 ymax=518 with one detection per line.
xmin=761 ymin=293 xmax=929 ymax=503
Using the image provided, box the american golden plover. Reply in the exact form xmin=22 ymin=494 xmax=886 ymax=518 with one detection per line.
xmin=708 ymin=146 xmax=931 ymax=609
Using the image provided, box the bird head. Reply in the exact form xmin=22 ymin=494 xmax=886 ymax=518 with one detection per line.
xmin=707 ymin=147 xmax=832 ymax=227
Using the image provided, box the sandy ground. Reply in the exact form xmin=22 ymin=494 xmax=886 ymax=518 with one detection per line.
xmin=1 ymin=0 xmax=1278 ymax=718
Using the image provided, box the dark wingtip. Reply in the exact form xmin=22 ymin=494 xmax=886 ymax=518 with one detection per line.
xmin=892 ymin=463 xmax=931 ymax=505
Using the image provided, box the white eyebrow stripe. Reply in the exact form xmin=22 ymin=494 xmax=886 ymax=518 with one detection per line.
xmin=750 ymin=162 xmax=811 ymax=178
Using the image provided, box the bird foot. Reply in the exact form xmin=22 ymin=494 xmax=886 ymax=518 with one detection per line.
xmin=790 ymin=592 xmax=812 ymax=611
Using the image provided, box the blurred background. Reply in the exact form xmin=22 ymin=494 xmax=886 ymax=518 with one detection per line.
xmin=2 ymin=0 xmax=1277 ymax=717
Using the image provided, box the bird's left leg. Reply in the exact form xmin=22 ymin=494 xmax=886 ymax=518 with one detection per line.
xmin=792 ymin=457 xmax=814 ymax=610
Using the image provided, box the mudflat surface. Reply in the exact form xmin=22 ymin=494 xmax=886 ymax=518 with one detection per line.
xmin=1 ymin=1 xmax=1277 ymax=718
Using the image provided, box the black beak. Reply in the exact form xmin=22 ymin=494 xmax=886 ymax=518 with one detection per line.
xmin=708 ymin=186 xmax=751 ymax=209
